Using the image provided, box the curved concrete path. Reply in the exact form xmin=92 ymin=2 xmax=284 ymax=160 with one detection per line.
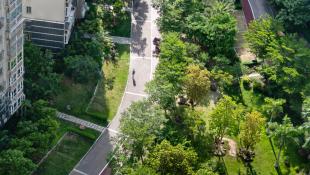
xmin=70 ymin=0 xmax=160 ymax=174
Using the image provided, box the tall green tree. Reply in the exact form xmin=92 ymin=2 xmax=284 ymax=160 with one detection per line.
xmin=183 ymin=64 xmax=211 ymax=107
xmin=262 ymin=97 xmax=286 ymax=122
xmin=209 ymin=95 xmax=239 ymax=143
xmin=269 ymin=0 xmax=310 ymax=28
xmin=64 ymin=55 xmax=101 ymax=83
xmin=0 ymin=149 xmax=37 ymax=175
xmin=238 ymin=111 xmax=265 ymax=162
xmin=244 ymin=17 xmax=280 ymax=61
xmin=269 ymin=116 xmax=299 ymax=171
xmin=24 ymin=42 xmax=61 ymax=100
xmin=147 ymin=140 xmax=198 ymax=175
xmin=118 ymin=100 xmax=166 ymax=163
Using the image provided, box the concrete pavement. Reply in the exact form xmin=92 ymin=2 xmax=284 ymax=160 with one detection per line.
xmin=57 ymin=112 xmax=105 ymax=132
xmin=69 ymin=0 xmax=160 ymax=174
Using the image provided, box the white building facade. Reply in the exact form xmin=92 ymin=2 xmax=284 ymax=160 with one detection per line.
xmin=23 ymin=0 xmax=87 ymax=51
xmin=0 ymin=0 xmax=25 ymax=126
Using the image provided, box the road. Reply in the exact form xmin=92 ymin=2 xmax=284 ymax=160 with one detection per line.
xmin=69 ymin=0 xmax=160 ymax=174
xmin=248 ymin=0 xmax=274 ymax=19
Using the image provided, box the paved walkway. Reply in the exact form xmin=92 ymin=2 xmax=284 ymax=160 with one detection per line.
xmin=70 ymin=0 xmax=160 ymax=174
xmin=111 ymin=36 xmax=132 ymax=44
xmin=57 ymin=112 xmax=105 ymax=132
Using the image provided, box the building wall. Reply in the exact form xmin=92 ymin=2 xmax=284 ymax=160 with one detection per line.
xmin=242 ymin=0 xmax=254 ymax=25
xmin=22 ymin=0 xmax=66 ymax=22
xmin=0 ymin=0 xmax=25 ymax=127
xmin=23 ymin=0 xmax=77 ymax=50
xmin=242 ymin=0 xmax=273 ymax=25
xmin=24 ymin=20 xmax=65 ymax=50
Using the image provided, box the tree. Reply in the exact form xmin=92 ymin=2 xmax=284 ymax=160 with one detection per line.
xmin=25 ymin=100 xmax=57 ymax=121
xmin=146 ymin=33 xmax=189 ymax=112
xmin=262 ymin=97 xmax=286 ymax=122
xmin=0 ymin=130 xmax=10 ymax=150
xmin=269 ymin=116 xmax=299 ymax=171
xmin=146 ymin=79 xmax=178 ymax=112
xmin=238 ymin=111 xmax=265 ymax=162
xmin=183 ymin=64 xmax=211 ymax=107
xmin=209 ymin=95 xmax=239 ymax=143
xmin=147 ymin=140 xmax=198 ymax=175
xmin=24 ymin=42 xmax=61 ymax=100
xmin=64 ymin=55 xmax=101 ymax=83
xmin=244 ymin=16 xmax=280 ymax=61
xmin=269 ymin=0 xmax=310 ymax=28
xmin=209 ymin=95 xmax=242 ymax=157
xmin=186 ymin=9 xmax=236 ymax=57
xmin=0 ymin=149 xmax=37 ymax=175
xmin=119 ymin=100 xmax=166 ymax=163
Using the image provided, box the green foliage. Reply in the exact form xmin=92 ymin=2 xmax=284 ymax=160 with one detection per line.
xmin=245 ymin=17 xmax=280 ymax=60
xmin=0 ymin=149 xmax=37 ymax=175
xmin=147 ymin=33 xmax=190 ymax=111
xmin=239 ymin=111 xmax=265 ymax=151
xmin=242 ymin=76 xmax=251 ymax=90
xmin=24 ymin=42 xmax=61 ymax=100
xmin=183 ymin=64 xmax=211 ymax=106
xmin=0 ymin=130 xmax=10 ymax=150
xmin=269 ymin=0 xmax=310 ymax=28
xmin=209 ymin=95 xmax=240 ymax=142
xmin=119 ymin=100 xmax=167 ymax=162
xmin=262 ymin=97 xmax=286 ymax=121
xmin=65 ymin=32 xmax=114 ymax=65
xmin=64 ymin=55 xmax=101 ymax=83
xmin=186 ymin=10 xmax=237 ymax=57
xmin=147 ymin=140 xmax=198 ymax=175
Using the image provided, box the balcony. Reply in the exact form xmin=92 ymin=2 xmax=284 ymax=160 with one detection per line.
xmin=64 ymin=6 xmax=76 ymax=44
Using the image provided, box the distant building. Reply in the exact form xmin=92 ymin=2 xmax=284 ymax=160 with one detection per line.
xmin=242 ymin=0 xmax=274 ymax=25
xmin=0 ymin=0 xmax=25 ymax=126
xmin=22 ymin=0 xmax=87 ymax=51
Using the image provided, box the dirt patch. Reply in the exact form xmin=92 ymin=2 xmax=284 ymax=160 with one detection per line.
xmin=223 ymin=138 xmax=237 ymax=157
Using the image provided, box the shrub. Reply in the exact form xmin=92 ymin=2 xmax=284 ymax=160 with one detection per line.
xmin=242 ymin=76 xmax=251 ymax=90
xmin=253 ymin=80 xmax=264 ymax=93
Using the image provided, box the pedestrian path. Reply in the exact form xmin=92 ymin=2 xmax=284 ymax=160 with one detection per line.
xmin=57 ymin=112 xmax=105 ymax=132
xmin=69 ymin=0 xmax=160 ymax=174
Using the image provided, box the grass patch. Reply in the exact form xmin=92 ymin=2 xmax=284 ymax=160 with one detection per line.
xmin=34 ymin=132 xmax=94 ymax=175
xmin=224 ymin=134 xmax=279 ymax=175
xmin=240 ymin=80 xmax=265 ymax=110
xmin=87 ymin=44 xmax=130 ymax=122
xmin=51 ymin=77 xmax=106 ymax=125
xmin=223 ymin=133 xmax=306 ymax=175
xmin=107 ymin=11 xmax=131 ymax=37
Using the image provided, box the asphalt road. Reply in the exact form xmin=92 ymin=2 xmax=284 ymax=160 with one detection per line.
xmin=69 ymin=0 xmax=160 ymax=174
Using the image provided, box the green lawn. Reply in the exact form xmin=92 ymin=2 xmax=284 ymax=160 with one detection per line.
xmin=221 ymin=80 xmax=308 ymax=175
xmin=87 ymin=44 xmax=130 ymax=122
xmin=34 ymin=132 xmax=94 ymax=175
xmin=108 ymin=11 xmax=131 ymax=37
xmin=240 ymin=80 xmax=265 ymax=110
xmin=52 ymin=45 xmax=130 ymax=125
xmin=52 ymin=77 xmax=105 ymax=125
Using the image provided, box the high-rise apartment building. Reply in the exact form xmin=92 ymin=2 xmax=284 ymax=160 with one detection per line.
xmin=0 ymin=0 xmax=25 ymax=126
xmin=23 ymin=0 xmax=87 ymax=51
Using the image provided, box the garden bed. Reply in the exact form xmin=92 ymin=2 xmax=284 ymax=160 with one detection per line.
xmin=34 ymin=132 xmax=95 ymax=175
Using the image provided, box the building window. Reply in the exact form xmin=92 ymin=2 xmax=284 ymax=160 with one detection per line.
xmin=10 ymin=59 xmax=16 ymax=70
xmin=17 ymin=52 xmax=22 ymax=62
xmin=26 ymin=6 xmax=32 ymax=14
xmin=25 ymin=33 xmax=31 ymax=41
